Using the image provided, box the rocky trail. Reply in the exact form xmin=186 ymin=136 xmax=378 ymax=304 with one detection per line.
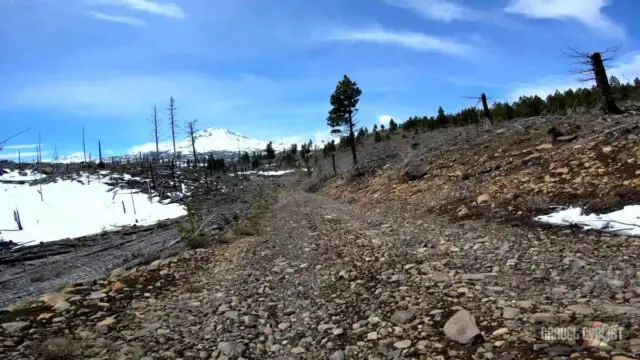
xmin=1 ymin=186 xmax=640 ymax=359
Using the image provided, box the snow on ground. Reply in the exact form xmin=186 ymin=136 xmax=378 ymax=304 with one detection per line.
xmin=237 ymin=170 xmax=295 ymax=176
xmin=536 ymin=205 xmax=640 ymax=236
xmin=0 ymin=169 xmax=44 ymax=182
xmin=0 ymin=171 xmax=186 ymax=244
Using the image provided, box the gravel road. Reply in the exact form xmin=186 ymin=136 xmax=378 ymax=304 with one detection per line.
xmin=2 ymin=186 xmax=639 ymax=359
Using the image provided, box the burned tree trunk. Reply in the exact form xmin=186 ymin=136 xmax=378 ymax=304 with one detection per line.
xmin=481 ymin=93 xmax=493 ymax=125
xmin=332 ymin=154 xmax=337 ymax=175
xmin=590 ymin=52 xmax=623 ymax=115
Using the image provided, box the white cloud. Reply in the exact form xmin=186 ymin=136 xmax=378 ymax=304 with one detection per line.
xmin=88 ymin=11 xmax=147 ymax=27
xmin=2 ymin=144 xmax=40 ymax=150
xmin=382 ymin=0 xmax=474 ymax=22
xmin=377 ymin=114 xmax=395 ymax=125
xmin=120 ymin=0 xmax=186 ymax=19
xmin=506 ymin=52 xmax=640 ymax=101
xmin=94 ymin=0 xmax=187 ymax=19
xmin=326 ymin=26 xmax=476 ymax=57
xmin=504 ymin=0 xmax=624 ymax=38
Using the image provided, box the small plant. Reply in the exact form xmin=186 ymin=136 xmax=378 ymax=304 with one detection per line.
xmin=177 ymin=205 xmax=209 ymax=249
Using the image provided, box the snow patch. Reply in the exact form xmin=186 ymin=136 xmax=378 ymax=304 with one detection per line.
xmin=0 ymin=169 xmax=45 ymax=182
xmin=536 ymin=205 xmax=640 ymax=236
xmin=0 ymin=171 xmax=186 ymax=244
xmin=237 ymin=170 xmax=295 ymax=176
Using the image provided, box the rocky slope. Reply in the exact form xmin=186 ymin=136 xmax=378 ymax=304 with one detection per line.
xmin=319 ymin=112 xmax=639 ymax=227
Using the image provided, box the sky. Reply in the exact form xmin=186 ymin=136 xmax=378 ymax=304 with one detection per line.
xmin=1 ymin=0 xmax=639 ymax=160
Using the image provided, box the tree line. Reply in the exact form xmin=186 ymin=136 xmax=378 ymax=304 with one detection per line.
xmin=320 ymin=73 xmax=640 ymax=166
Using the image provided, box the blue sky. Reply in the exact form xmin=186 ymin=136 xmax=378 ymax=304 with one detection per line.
xmin=1 ymin=0 xmax=639 ymax=160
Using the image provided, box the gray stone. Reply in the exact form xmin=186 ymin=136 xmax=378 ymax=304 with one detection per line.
xmin=1 ymin=321 xmax=30 ymax=334
xmin=502 ymin=307 xmax=520 ymax=319
xmin=218 ymin=341 xmax=245 ymax=358
xmin=394 ymin=339 xmax=412 ymax=349
xmin=390 ymin=310 xmax=415 ymax=325
xmin=443 ymin=309 xmax=481 ymax=344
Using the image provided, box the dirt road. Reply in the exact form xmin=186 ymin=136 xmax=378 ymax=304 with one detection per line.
xmin=1 ymin=187 xmax=640 ymax=359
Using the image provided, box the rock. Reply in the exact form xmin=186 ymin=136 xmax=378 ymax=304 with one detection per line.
xmin=110 ymin=267 xmax=127 ymax=279
xmin=40 ymin=338 xmax=76 ymax=359
xmin=537 ymin=143 xmax=553 ymax=150
xmin=278 ymin=322 xmax=290 ymax=330
xmin=492 ymin=328 xmax=509 ymax=337
xmin=566 ymin=304 xmax=594 ymax=315
xmin=390 ymin=310 xmax=415 ymax=325
xmin=457 ymin=205 xmax=471 ymax=218
xmin=393 ymin=339 xmax=412 ymax=349
xmin=1 ymin=321 xmax=30 ymax=334
xmin=629 ymin=338 xmax=640 ymax=354
xmin=556 ymin=135 xmax=577 ymax=142
xmin=218 ymin=341 xmax=245 ymax=358
xmin=602 ymin=146 xmax=614 ymax=154
xmin=330 ymin=350 xmax=345 ymax=360
xmin=502 ymin=307 xmax=519 ymax=319
xmin=53 ymin=300 xmax=71 ymax=312
xmin=96 ymin=316 xmax=116 ymax=333
xmin=147 ymin=260 xmax=162 ymax=270
xmin=444 ymin=309 xmax=482 ymax=344
xmin=477 ymin=194 xmax=491 ymax=204
xmin=523 ymin=153 xmax=541 ymax=163
xmin=318 ymin=323 xmax=336 ymax=332
xmin=110 ymin=282 xmax=125 ymax=293
xmin=367 ymin=331 xmax=378 ymax=341
xmin=291 ymin=346 xmax=306 ymax=354
xmin=86 ymin=291 xmax=107 ymax=300
xmin=531 ymin=312 xmax=569 ymax=324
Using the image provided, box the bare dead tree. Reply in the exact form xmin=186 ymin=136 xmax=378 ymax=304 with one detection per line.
xmin=98 ymin=140 xmax=103 ymax=165
xmin=168 ymin=97 xmax=178 ymax=156
xmin=565 ymin=46 xmax=623 ymax=115
xmin=151 ymin=106 xmax=160 ymax=162
xmin=82 ymin=126 xmax=87 ymax=163
xmin=0 ymin=128 xmax=30 ymax=153
xmin=186 ymin=119 xmax=198 ymax=168
xmin=481 ymin=93 xmax=493 ymax=124
xmin=37 ymin=130 xmax=42 ymax=169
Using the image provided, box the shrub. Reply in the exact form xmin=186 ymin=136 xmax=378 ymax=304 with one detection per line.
xmin=177 ymin=205 xmax=209 ymax=249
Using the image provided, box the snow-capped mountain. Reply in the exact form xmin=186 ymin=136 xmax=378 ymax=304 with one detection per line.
xmin=53 ymin=152 xmax=97 ymax=164
xmin=129 ymin=128 xmax=292 ymax=155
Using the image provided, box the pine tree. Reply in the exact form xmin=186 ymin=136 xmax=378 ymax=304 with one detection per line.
xmin=327 ymin=75 xmax=362 ymax=166
xmin=436 ymin=107 xmax=448 ymax=128
xmin=634 ymin=77 xmax=640 ymax=88
xmin=373 ymin=124 xmax=378 ymax=132
xmin=388 ymin=119 xmax=398 ymax=133
xmin=609 ymin=75 xmax=621 ymax=88
xmin=374 ymin=131 xmax=382 ymax=143
xmin=265 ymin=141 xmax=275 ymax=164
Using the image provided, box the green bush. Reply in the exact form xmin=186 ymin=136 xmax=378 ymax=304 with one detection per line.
xmin=177 ymin=205 xmax=209 ymax=249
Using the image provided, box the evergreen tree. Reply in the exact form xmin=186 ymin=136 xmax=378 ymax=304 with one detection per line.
xmin=436 ymin=107 xmax=448 ymax=128
xmin=374 ymin=130 xmax=382 ymax=143
xmin=265 ymin=141 xmax=275 ymax=163
xmin=634 ymin=77 xmax=640 ymax=88
xmin=327 ymin=75 xmax=362 ymax=166
xmin=388 ymin=119 xmax=398 ymax=132
xmin=609 ymin=75 xmax=621 ymax=88
xmin=373 ymin=124 xmax=378 ymax=132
